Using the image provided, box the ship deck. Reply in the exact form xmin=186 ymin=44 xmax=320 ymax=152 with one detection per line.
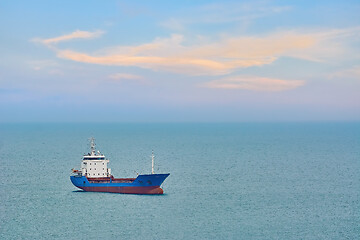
xmin=86 ymin=177 xmax=136 ymax=183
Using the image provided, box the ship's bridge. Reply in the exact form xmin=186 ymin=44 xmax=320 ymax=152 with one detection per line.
xmin=79 ymin=138 xmax=111 ymax=178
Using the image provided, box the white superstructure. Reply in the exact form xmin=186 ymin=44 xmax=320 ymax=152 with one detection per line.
xmin=78 ymin=138 xmax=111 ymax=178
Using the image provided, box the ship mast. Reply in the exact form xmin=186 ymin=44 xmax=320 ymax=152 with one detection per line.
xmin=151 ymin=150 xmax=155 ymax=174
xmin=90 ymin=137 xmax=96 ymax=156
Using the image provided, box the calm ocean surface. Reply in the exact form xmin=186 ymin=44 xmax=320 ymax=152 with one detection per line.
xmin=0 ymin=123 xmax=359 ymax=239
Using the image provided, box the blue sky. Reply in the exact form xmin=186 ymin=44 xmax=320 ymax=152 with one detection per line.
xmin=1 ymin=0 xmax=359 ymax=122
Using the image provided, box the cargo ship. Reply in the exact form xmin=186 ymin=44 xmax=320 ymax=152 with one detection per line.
xmin=70 ymin=138 xmax=169 ymax=194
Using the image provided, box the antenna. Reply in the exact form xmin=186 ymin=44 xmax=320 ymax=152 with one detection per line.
xmin=151 ymin=150 xmax=155 ymax=174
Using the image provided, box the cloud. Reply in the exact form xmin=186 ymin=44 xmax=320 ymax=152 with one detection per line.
xmin=328 ymin=65 xmax=360 ymax=80
xmin=108 ymin=73 xmax=143 ymax=81
xmin=36 ymin=27 xmax=360 ymax=76
xmin=159 ymin=2 xmax=292 ymax=32
xmin=284 ymin=27 xmax=360 ymax=62
xmin=33 ymin=30 xmax=104 ymax=45
xmin=159 ymin=18 xmax=185 ymax=31
xmin=27 ymin=60 xmax=63 ymax=75
xmin=196 ymin=2 xmax=292 ymax=24
xmin=28 ymin=60 xmax=59 ymax=71
xmin=202 ymin=76 xmax=304 ymax=91
xmin=52 ymin=32 xmax=317 ymax=75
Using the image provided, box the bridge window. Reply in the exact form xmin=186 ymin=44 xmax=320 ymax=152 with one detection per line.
xmin=83 ymin=157 xmax=105 ymax=160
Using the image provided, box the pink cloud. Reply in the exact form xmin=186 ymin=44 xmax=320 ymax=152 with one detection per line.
xmin=33 ymin=30 xmax=104 ymax=45
xmin=108 ymin=73 xmax=143 ymax=80
xmin=202 ymin=76 xmax=304 ymax=91
xmin=52 ymin=32 xmax=318 ymax=76
xmin=34 ymin=27 xmax=360 ymax=77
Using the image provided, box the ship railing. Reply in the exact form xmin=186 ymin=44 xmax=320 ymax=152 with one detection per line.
xmin=86 ymin=177 xmax=136 ymax=183
xmin=111 ymin=179 xmax=135 ymax=183
xmin=71 ymin=169 xmax=82 ymax=176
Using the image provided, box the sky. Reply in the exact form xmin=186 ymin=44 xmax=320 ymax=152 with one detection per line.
xmin=0 ymin=0 xmax=359 ymax=122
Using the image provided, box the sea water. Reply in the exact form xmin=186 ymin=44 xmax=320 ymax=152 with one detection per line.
xmin=0 ymin=123 xmax=359 ymax=239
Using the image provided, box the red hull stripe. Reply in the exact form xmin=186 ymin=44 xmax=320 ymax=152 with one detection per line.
xmin=80 ymin=186 xmax=164 ymax=195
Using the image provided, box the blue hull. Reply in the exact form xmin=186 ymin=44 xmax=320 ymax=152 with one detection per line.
xmin=70 ymin=173 xmax=170 ymax=194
